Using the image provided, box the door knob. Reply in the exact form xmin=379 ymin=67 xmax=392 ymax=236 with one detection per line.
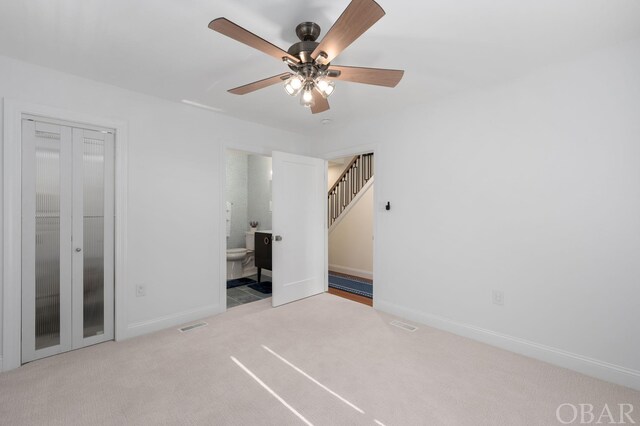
xmin=274 ymin=235 xmax=283 ymax=241
xmin=75 ymin=248 xmax=82 ymax=252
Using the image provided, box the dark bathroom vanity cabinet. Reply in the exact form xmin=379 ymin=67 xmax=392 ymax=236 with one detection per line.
xmin=255 ymin=232 xmax=272 ymax=283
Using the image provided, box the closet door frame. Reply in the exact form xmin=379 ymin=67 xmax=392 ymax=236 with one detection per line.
xmin=21 ymin=120 xmax=115 ymax=363
xmin=2 ymin=100 xmax=128 ymax=372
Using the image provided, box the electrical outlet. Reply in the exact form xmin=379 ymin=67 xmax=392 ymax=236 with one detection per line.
xmin=492 ymin=290 xmax=504 ymax=306
xmin=136 ymin=284 xmax=146 ymax=297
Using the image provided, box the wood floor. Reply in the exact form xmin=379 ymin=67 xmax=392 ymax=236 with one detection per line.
xmin=327 ymin=287 xmax=373 ymax=306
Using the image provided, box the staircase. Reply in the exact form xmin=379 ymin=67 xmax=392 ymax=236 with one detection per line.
xmin=328 ymin=153 xmax=374 ymax=228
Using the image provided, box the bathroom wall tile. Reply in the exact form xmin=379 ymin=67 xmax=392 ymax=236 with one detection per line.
xmin=248 ymin=155 xmax=272 ymax=232
xmin=226 ymin=151 xmax=272 ymax=249
xmin=225 ymin=150 xmax=249 ymax=248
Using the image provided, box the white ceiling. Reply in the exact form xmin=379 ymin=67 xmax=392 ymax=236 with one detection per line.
xmin=1 ymin=0 xmax=639 ymax=134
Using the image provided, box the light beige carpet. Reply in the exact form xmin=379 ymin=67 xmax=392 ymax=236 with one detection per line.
xmin=0 ymin=294 xmax=638 ymax=425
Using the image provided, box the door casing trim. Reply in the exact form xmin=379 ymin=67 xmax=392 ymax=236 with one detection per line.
xmin=218 ymin=142 xmax=273 ymax=312
xmin=218 ymin=144 xmax=330 ymax=311
xmin=2 ymin=98 xmax=128 ymax=371
xmin=320 ymin=143 xmax=379 ymax=307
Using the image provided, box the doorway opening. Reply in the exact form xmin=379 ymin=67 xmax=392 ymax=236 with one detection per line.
xmin=225 ymin=149 xmax=273 ymax=308
xmin=327 ymin=153 xmax=374 ymax=306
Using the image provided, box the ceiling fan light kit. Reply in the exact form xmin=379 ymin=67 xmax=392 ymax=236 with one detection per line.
xmin=209 ymin=0 xmax=404 ymax=114
xmin=284 ymin=75 xmax=303 ymax=96
xmin=301 ymin=85 xmax=315 ymax=108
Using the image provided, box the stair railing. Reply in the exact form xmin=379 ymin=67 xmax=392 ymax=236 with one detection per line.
xmin=328 ymin=153 xmax=374 ymax=227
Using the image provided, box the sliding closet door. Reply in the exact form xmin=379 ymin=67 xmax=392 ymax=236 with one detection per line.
xmin=22 ymin=120 xmax=74 ymax=362
xmin=22 ymin=118 xmax=115 ymax=363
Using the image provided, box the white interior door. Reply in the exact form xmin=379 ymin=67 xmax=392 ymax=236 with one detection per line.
xmin=271 ymin=151 xmax=327 ymax=307
xmin=21 ymin=117 xmax=114 ymax=363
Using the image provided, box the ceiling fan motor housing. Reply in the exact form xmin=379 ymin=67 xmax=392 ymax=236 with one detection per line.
xmin=295 ymin=22 xmax=321 ymax=41
xmin=287 ymin=41 xmax=319 ymax=64
xmin=287 ymin=22 xmax=326 ymax=67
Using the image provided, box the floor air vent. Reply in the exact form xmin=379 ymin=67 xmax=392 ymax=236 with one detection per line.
xmin=178 ymin=322 xmax=208 ymax=333
xmin=390 ymin=320 xmax=418 ymax=332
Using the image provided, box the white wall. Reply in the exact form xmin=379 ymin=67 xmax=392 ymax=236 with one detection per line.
xmin=329 ymin=184 xmax=374 ymax=279
xmin=314 ymin=39 xmax=640 ymax=388
xmin=0 ymin=55 xmax=308 ymax=366
xmin=328 ymin=161 xmax=350 ymax=190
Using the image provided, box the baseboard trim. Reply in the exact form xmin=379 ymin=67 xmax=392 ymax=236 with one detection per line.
xmin=328 ymin=264 xmax=373 ymax=280
xmin=375 ymin=299 xmax=640 ymax=390
xmin=126 ymin=303 xmax=223 ymax=339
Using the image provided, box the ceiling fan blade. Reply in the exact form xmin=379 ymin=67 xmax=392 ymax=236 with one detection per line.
xmin=311 ymin=0 xmax=385 ymax=63
xmin=209 ymin=18 xmax=299 ymax=63
xmin=228 ymin=73 xmax=291 ymax=95
xmin=311 ymin=90 xmax=330 ymax=114
xmin=328 ymin=65 xmax=404 ymax=87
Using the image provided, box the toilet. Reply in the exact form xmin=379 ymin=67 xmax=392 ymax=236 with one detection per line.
xmin=226 ymin=232 xmax=257 ymax=280
xmin=245 ymin=231 xmax=255 ymax=251
xmin=226 ymin=248 xmax=248 ymax=280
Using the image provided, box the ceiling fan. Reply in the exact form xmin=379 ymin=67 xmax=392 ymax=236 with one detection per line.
xmin=208 ymin=0 xmax=404 ymax=114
